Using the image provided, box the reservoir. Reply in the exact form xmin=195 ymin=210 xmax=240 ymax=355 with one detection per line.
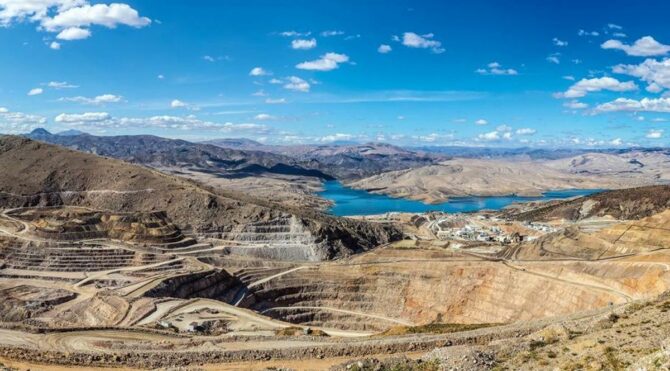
xmin=319 ymin=180 xmax=602 ymax=217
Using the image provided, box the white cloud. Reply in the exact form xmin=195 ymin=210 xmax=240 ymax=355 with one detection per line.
xmin=594 ymin=97 xmax=670 ymax=113
xmin=249 ymin=67 xmax=270 ymax=76
xmin=56 ymin=26 xmax=90 ymax=40
xmin=40 ymin=3 xmax=150 ymax=31
xmin=60 ymin=94 xmax=122 ymax=105
xmin=265 ymin=98 xmax=287 ymax=104
xmin=563 ymin=75 xmax=575 ymax=81
xmin=279 ymin=31 xmax=310 ymax=37
xmin=610 ymin=138 xmax=623 ymax=146
xmin=601 ymin=36 xmax=670 ymax=57
xmin=578 ymin=29 xmax=599 ymax=37
xmin=317 ymin=133 xmax=354 ymax=143
xmin=400 ymin=32 xmax=444 ymax=53
xmin=170 ymin=99 xmax=187 ymax=108
xmin=291 ymin=38 xmax=316 ymax=50
xmin=283 ymin=76 xmax=310 ymax=92
xmin=47 ymin=81 xmax=78 ymax=89
xmin=377 ymin=44 xmax=392 ymax=54
xmin=557 ymin=77 xmax=637 ymax=98
xmin=55 ymin=112 xmax=110 ymax=123
xmin=553 ymin=37 xmax=568 ymax=47
xmin=646 ymin=129 xmax=663 ymax=139
xmin=563 ymin=100 xmax=588 ymax=109
xmin=49 ymin=41 xmax=61 ymax=50
xmin=612 ymin=58 xmax=670 ymax=92
xmin=0 ymin=1 xmax=150 ymax=46
xmin=27 ymin=88 xmax=43 ymax=96
xmin=515 ymin=128 xmax=536 ymax=135
xmin=254 ymin=113 xmax=275 ymax=121
xmin=296 ymin=52 xmax=349 ymax=71
xmin=546 ymin=54 xmax=560 ymax=64
xmin=477 ymin=131 xmax=501 ymax=141
xmin=321 ymin=30 xmax=344 ymax=37
xmin=608 ymin=23 xmax=623 ymax=30
xmin=54 ymin=112 xmax=270 ymax=134
xmin=474 ymin=119 xmax=488 ymax=125
xmin=476 ymin=62 xmax=518 ymax=76
xmin=252 ymin=89 xmax=267 ymax=97
xmin=0 ymin=108 xmax=47 ymax=134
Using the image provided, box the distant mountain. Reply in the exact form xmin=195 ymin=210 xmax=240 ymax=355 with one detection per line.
xmin=24 ymin=131 xmax=332 ymax=180
xmin=56 ymin=129 xmax=87 ymax=136
xmin=206 ymin=140 xmax=446 ymax=179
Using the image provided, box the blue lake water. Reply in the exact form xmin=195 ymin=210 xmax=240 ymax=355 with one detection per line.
xmin=319 ymin=181 xmax=603 ymax=217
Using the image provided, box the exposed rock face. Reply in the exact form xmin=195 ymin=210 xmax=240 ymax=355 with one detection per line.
xmin=0 ymin=136 xmax=400 ymax=261
xmin=0 ymin=285 xmax=76 ymax=322
xmin=144 ymin=269 xmax=242 ymax=303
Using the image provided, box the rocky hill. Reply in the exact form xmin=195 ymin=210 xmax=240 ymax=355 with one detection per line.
xmin=0 ymin=136 xmax=399 ymax=260
xmin=25 ymin=129 xmax=332 ymax=180
xmin=510 ymin=185 xmax=670 ymax=221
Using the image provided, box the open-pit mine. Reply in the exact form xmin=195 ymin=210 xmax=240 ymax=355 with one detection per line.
xmin=1 ymin=136 xmax=670 ymax=370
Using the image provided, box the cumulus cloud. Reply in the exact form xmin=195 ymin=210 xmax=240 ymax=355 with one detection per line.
xmin=646 ymin=129 xmax=663 ymax=139
xmin=53 ymin=112 xmax=270 ymax=134
xmin=265 ymin=98 xmax=287 ymax=104
xmin=546 ymin=53 xmax=561 ymax=64
xmin=477 ymin=131 xmax=502 ymax=141
xmin=279 ymin=31 xmax=310 ymax=37
xmin=249 ymin=67 xmax=270 ymax=76
xmin=291 ymin=38 xmax=316 ymax=50
xmin=0 ymin=108 xmax=47 ymax=134
xmin=321 ymin=30 xmax=344 ymax=37
xmin=476 ymin=62 xmax=518 ymax=76
xmin=377 ymin=44 xmax=392 ymax=54
xmin=474 ymin=119 xmax=488 ymax=125
xmin=283 ymin=76 xmax=310 ymax=92
xmin=47 ymin=81 xmax=78 ymax=89
xmin=515 ymin=128 xmax=536 ymax=135
xmin=170 ymin=99 xmax=188 ymax=108
xmin=601 ymin=36 xmax=670 ymax=57
xmin=55 ymin=112 xmax=111 ymax=123
xmin=400 ymin=32 xmax=444 ymax=53
xmin=594 ymin=97 xmax=670 ymax=113
xmin=0 ymin=1 xmax=150 ymax=46
xmin=27 ymin=88 xmax=43 ymax=96
xmin=296 ymin=52 xmax=349 ymax=71
xmin=553 ymin=37 xmax=568 ymax=47
xmin=556 ymin=77 xmax=637 ymax=98
xmin=563 ymin=100 xmax=588 ymax=109
xmin=60 ymin=94 xmax=122 ymax=105
xmin=49 ymin=41 xmax=61 ymax=50
xmin=578 ymin=29 xmax=599 ymax=37
xmin=56 ymin=26 xmax=90 ymax=40
xmin=254 ymin=113 xmax=275 ymax=121
xmin=610 ymin=138 xmax=623 ymax=146
xmin=612 ymin=58 xmax=670 ymax=92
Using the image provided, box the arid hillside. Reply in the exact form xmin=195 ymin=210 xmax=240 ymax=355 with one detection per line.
xmin=509 ymin=185 xmax=670 ymax=222
xmin=347 ymin=158 xmax=663 ymax=204
xmin=0 ymin=136 xmax=399 ymax=260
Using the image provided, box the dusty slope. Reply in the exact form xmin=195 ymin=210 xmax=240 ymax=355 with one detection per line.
xmin=509 ymin=184 xmax=670 ymax=221
xmin=0 ymin=136 xmax=399 ymax=260
xmin=347 ymin=158 xmax=654 ymax=203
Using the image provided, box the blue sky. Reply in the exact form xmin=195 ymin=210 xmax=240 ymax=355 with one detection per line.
xmin=1 ymin=0 xmax=670 ymax=147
